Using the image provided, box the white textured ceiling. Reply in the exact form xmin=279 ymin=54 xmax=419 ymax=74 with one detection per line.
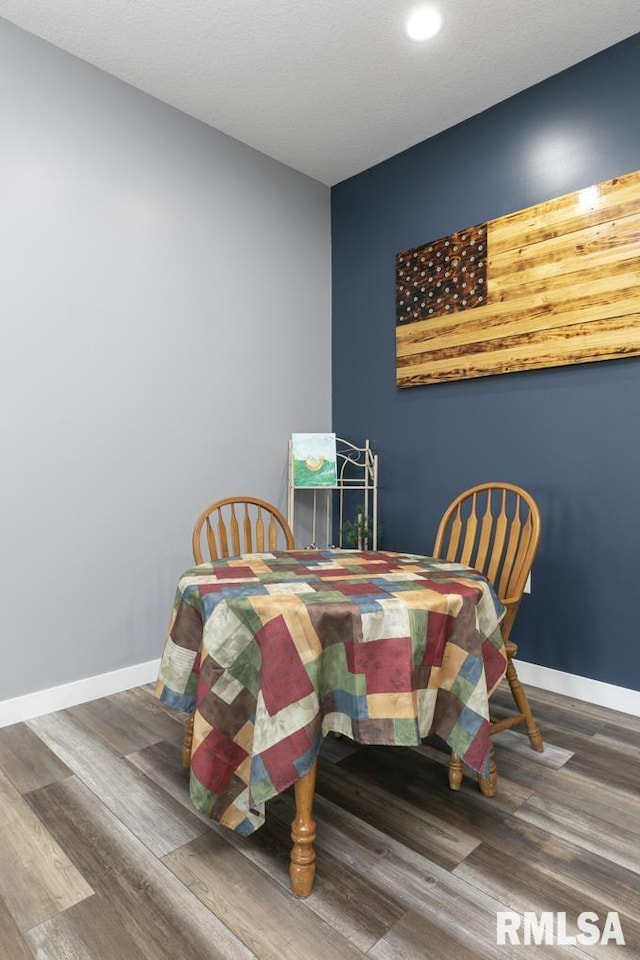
xmin=1 ymin=0 xmax=639 ymax=185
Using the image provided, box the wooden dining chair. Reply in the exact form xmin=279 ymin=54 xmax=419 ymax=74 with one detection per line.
xmin=183 ymin=496 xmax=295 ymax=768
xmin=192 ymin=495 xmax=295 ymax=563
xmin=433 ymin=482 xmax=542 ymax=794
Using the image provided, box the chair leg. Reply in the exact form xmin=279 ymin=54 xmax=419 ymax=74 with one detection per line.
xmin=449 ymin=752 xmax=464 ymax=790
xmin=477 ymin=746 xmax=498 ymax=797
xmin=290 ymin=762 xmax=317 ymax=898
xmin=182 ymin=714 xmax=194 ymax=770
xmin=505 ymin=659 xmax=544 ymax=752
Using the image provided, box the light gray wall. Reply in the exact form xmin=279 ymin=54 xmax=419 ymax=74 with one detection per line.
xmin=0 ymin=18 xmax=331 ymax=701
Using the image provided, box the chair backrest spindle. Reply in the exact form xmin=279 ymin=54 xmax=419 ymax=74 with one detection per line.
xmin=217 ymin=512 xmax=230 ymax=558
xmin=256 ymin=510 xmax=266 ymax=552
xmin=205 ymin=517 xmax=218 ymax=560
xmin=243 ymin=503 xmax=253 ymax=553
xmin=268 ymin=514 xmax=279 ymax=550
xmin=229 ymin=505 xmax=241 ymax=555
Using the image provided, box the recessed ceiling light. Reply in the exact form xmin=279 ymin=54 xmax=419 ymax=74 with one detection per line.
xmin=406 ymin=6 xmax=443 ymax=42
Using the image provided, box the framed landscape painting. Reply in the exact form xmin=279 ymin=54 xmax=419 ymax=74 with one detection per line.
xmin=291 ymin=433 xmax=338 ymax=488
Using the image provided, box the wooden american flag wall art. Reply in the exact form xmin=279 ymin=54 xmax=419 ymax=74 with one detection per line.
xmin=395 ymin=168 xmax=640 ymax=387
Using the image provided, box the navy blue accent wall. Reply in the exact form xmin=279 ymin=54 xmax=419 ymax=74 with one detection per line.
xmin=331 ymin=33 xmax=640 ymax=691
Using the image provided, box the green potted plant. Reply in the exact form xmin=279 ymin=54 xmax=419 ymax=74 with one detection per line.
xmin=340 ymin=507 xmax=378 ymax=550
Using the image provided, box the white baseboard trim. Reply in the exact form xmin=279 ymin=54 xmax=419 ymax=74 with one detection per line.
xmin=1 ymin=656 xmax=638 ymax=728
xmin=515 ymin=659 xmax=640 ymax=718
xmin=0 ymin=659 xmax=161 ymax=729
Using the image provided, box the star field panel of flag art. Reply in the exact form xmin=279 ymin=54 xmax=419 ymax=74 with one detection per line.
xmin=395 ymin=223 xmax=488 ymax=325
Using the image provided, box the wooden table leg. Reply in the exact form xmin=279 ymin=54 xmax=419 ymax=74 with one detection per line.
xmin=290 ymin=762 xmax=317 ymax=898
xmin=448 ymin=752 xmax=464 ymax=790
xmin=182 ymin=714 xmax=194 ymax=770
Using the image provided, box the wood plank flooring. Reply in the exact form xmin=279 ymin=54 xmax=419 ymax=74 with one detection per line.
xmin=0 ymin=682 xmax=638 ymax=958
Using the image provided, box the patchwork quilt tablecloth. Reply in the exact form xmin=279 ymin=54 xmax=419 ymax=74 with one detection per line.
xmin=156 ymin=550 xmax=506 ymax=834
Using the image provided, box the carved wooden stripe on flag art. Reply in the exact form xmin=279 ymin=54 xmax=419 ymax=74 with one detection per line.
xmin=396 ymin=167 xmax=640 ymax=386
